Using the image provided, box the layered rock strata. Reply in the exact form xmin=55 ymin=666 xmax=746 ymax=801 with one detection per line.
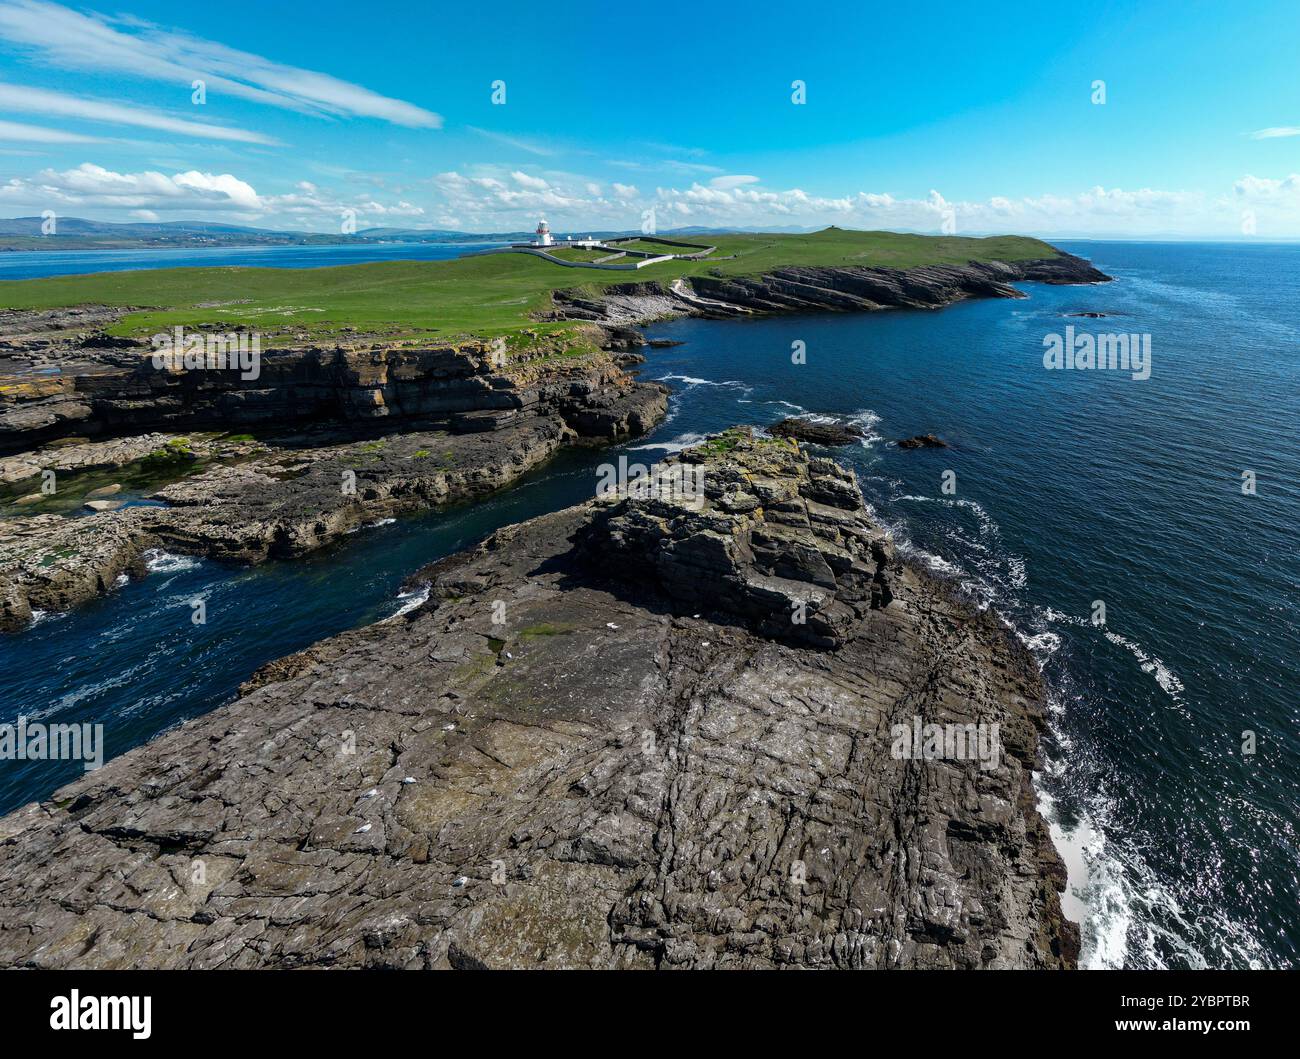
xmin=548 ymin=254 xmax=1110 ymax=323
xmin=0 ymin=333 xmax=667 ymax=630
xmin=0 ymin=431 xmax=1075 ymax=969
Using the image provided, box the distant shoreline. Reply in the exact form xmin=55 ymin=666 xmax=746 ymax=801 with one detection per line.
xmin=0 ymin=239 xmax=504 ymax=254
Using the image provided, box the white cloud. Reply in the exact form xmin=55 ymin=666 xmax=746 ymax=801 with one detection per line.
xmin=709 ymin=174 xmax=760 ymax=190
xmin=510 ymin=170 xmax=549 ymax=190
xmin=0 ymin=82 xmax=277 ymax=143
xmin=8 ymin=153 xmax=1295 ymax=238
xmin=0 ymin=118 xmax=105 ymax=143
xmin=0 ymin=162 xmax=263 ymax=210
xmin=0 ymin=0 xmax=440 ymax=127
xmin=1234 ymin=173 xmax=1300 ymax=200
xmin=418 ymin=164 xmax=1265 ymax=237
xmin=1248 ymin=127 xmax=1300 ymax=139
xmin=0 ymin=158 xmax=423 ymax=229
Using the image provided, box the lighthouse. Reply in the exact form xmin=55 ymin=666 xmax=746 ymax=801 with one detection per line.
xmin=534 ymin=217 xmax=553 ymax=247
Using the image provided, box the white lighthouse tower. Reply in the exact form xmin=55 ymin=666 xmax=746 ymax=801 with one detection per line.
xmin=534 ymin=217 xmax=553 ymax=247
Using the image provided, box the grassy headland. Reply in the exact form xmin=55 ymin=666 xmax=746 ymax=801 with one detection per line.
xmin=0 ymin=228 xmax=1059 ymax=344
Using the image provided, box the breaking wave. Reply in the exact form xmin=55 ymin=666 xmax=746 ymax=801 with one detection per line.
xmin=389 ymin=584 xmax=431 ymax=619
xmin=143 ymin=549 xmax=200 ymax=574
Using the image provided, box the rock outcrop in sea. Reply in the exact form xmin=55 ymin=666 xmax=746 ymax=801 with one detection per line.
xmin=0 ymin=430 xmax=1076 ymax=969
xmin=769 ymin=417 xmax=864 ymax=446
xmin=897 ymin=433 xmax=949 ymax=449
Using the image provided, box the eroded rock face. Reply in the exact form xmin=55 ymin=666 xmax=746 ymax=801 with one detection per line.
xmin=550 ymin=254 xmax=1112 ymax=323
xmin=0 ymin=332 xmax=668 ymax=630
xmin=582 ymin=430 xmax=893 ymax=648
xmin=0 ymin=325 xmax=651 ymax=454
xmin=0 ymin=403 xmax=669 ymax=631
xmin=0 ymin=432 xmax=1075 ymax=970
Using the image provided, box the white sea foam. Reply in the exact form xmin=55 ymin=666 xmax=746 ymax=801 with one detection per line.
xmin=142 ymin=549 xmax=199 ymax=574
xmin=1103 ymin=629 xmax=1187 ymax=702
xmin=756 ymin=401 xmax=884 ymax=449
xmin=1036 ymin=781 xmax=1133 ymax=968
xmin=894 ymin=493 xmax=1020 ymax=599
xmin=1044 ymin=606 xmax=1085 ymax=626
xmin=1018 ymin=629 xmax=1062 ymax=659
xmin=1038 ymin=761 xmax=1272 ymax=969
xmin=389 ymin=584 xmax=431 ymax=619
xmin=655 ymin=373 xmax=749 ymax=391
xmin=881 ymin=490 xmax=1139 ymax=966
xmin=1040 ymin=608 xmax=1186 ymax=702
xmin=846 ymin=408 xmax=883 ymax=444
xmin=628 ymin=431 xmax=706 ymax=454
xmin=897 ymin=541 xmax=965 ymax=579
xmin=884 ymin=481 xmax=1264 ymax=969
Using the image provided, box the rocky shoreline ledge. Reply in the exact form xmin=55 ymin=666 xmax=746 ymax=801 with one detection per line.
xmin=0 ymin=323 xmax=666 ymax=631
xmin=0 ymin=430 xmax=1075 ymax=969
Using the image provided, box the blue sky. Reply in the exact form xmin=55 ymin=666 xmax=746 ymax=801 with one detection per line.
xmin=0 ymin=0 xmax=1297 ymax=237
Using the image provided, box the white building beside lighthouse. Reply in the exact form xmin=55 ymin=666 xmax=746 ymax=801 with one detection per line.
xmin=533 ymin=218 xmax=553 ymax=247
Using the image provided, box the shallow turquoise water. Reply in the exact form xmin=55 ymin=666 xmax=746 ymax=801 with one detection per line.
xmin=1 ymin=240 xmax=1296 ymax=968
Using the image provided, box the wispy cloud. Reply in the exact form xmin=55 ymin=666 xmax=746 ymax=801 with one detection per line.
xmin=465 ymin=126 xmax=558 ymax=157
xmin=0 ymin=118 xmax=105 ymax=143
xmin=0 ymin=82 xmax=278 ymax=144
xmin=608 ymin=157 xmax=724 ymax=175
xmin=641 ymin=141 xmax=709 ymax=158
xmin=1248 ymin=126 xmax=1300 ymax=140
xmin=0 ymin=0 xmax=440 ymax=127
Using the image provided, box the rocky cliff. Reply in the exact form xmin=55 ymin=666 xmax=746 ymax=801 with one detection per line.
xmin=0 ymin=318 xmax=654 ymax=454
xmin=0 ymin=431 xmax=1075 ymax=969
xmin=0 ymin=322 xmax=667 ymax=630
xmin=549 ymin=253 xmax=1110 ymax=323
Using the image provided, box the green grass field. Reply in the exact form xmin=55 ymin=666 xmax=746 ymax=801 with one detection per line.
xmin=546 ymin=247 xmax=610 ymax=263
xmin=0 ymin=228 xmax=1059 ymax=343
xmin=611 ymin=238 xmax=710 ymax=256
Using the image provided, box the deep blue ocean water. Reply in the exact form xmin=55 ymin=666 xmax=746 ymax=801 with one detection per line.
xmin=1 ymin=240 xmax=1296 ymax=968
xmin=0 ymin=241 xmax=501 ymax=279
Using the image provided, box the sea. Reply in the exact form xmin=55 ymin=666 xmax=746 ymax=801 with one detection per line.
xmin=0 ymin=239 xmax=1295 ymax=969
xmin=0 ymin=240 xmax=499 ymax=280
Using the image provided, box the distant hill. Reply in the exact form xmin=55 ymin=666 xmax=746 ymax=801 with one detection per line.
xmin=0 ymin=217 xmax=280 ymax=237
xmin=355 ymin=227 xmax=534 ymax=243
xmin=0 ymin=215 xmax=375 ymax=250
xmin=0 ymin=215 xmax=821 ymax=252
